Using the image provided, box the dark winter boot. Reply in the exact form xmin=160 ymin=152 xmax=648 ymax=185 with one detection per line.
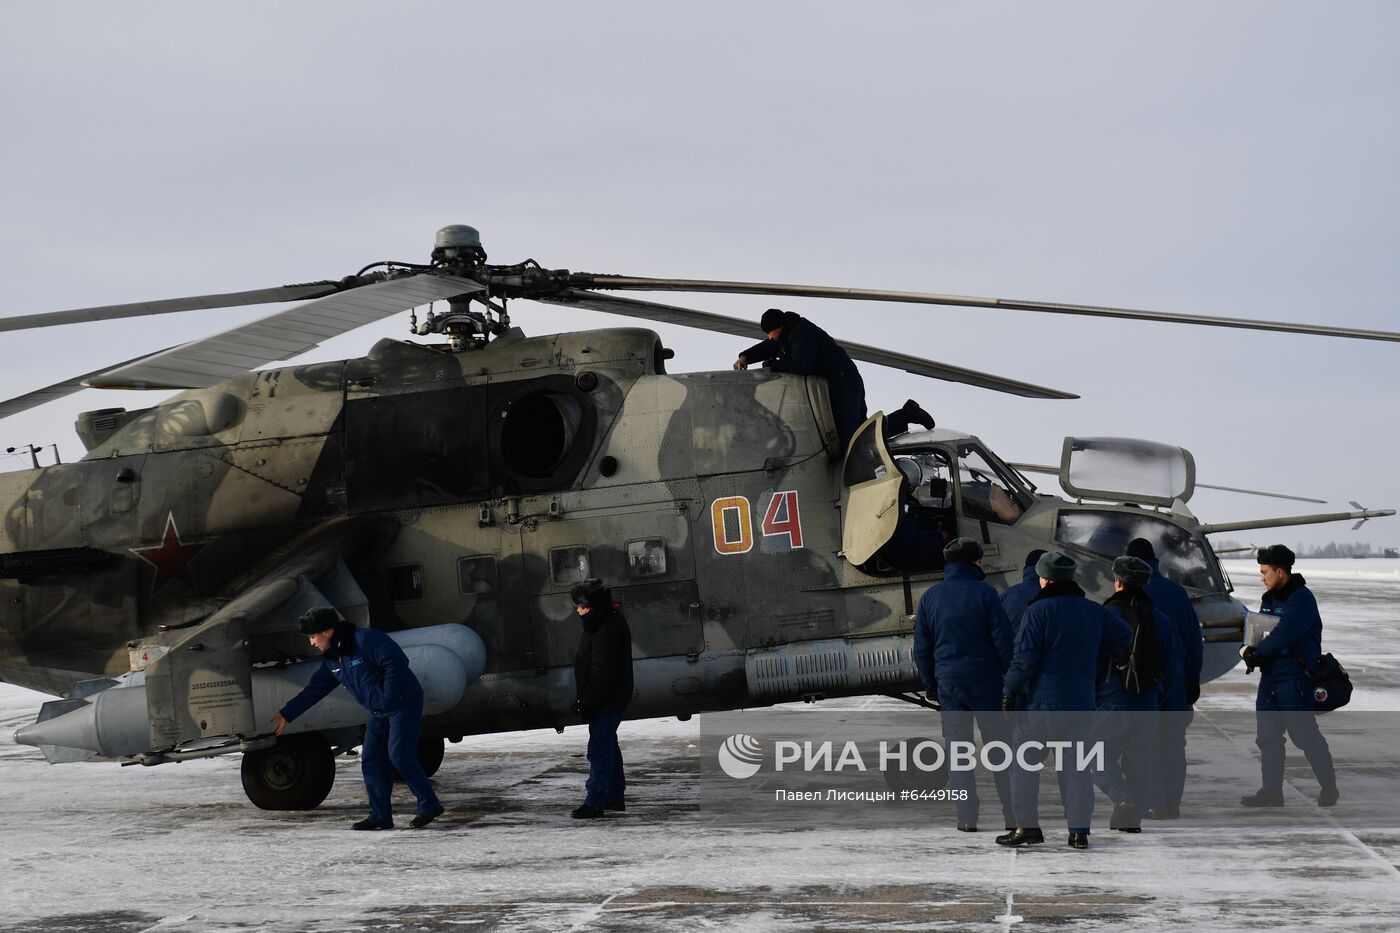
xmin=995 ymin=827 xmax=1044 ymax=847
xmin=1109 ymin=801 xmax=1141 ymax=833
xmin=902 ymin=399 xmax=936 ymax=430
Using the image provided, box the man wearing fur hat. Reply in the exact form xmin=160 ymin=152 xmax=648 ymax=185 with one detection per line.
xmin=1094 ymin=556 xmax=1184 ymax=832
xmin=912 ymin=537 xmax=1017 ymax=832
xmin=1125 ymin=537 xmax=1202 ymax=819
xmin=998 ymin=551 xmax=1130 ymax=850
xmin=272 ymin=607 xmax=445 ymax=830
xmin=1239 ymin=545 xmax=1338 ymax=808
xmin=570 ymin=578 xmax=635 ymax=819
xmin=735 ymin=309 xmax=867 ymax=447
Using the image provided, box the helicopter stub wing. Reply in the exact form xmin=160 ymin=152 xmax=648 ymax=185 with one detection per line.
xmin=546 ymin=289 xmax=1079 ymax=400
xmin=568 ymin=274 xmax=1400 ymax=344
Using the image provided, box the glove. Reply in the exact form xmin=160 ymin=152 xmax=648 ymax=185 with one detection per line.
xmin=1001 ymin=694 xmax=1016 ymax=713
xmin=1239 ymin=646 xmax=1258 ymax=674
xmin=1186 ymin=681 xmax=1201 ymax=706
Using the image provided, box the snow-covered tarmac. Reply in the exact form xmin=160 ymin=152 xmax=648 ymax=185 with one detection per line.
xmin=2 ymin=560 xmax=1398 ymax=931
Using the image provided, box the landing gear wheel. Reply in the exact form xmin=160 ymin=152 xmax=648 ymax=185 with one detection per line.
xmin=394 ymin=736 xmax=446 ymax=782
xmin=419 ymin=735 xmax=446 ymax=777
xmin=241 ymin=733 xmax=336 ymax=810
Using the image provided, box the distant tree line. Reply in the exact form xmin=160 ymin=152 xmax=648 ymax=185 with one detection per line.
xmin=1215 ymin=539 xmax=1399 ymax=559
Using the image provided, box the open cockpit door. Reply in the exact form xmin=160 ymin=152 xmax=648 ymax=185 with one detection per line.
xmin=840 ymin=413 xmax=901 ymax=565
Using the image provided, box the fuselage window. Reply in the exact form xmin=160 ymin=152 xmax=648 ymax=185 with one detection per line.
xmin=550 ymin=546 xmax=591 ymax=585
xmin=387 ymin=563 xmax=424 ymax=601
xmin=457 ymin=556 xmax=499 ymax=596
xmin=626 ymin=539 xmax=668 ymax=577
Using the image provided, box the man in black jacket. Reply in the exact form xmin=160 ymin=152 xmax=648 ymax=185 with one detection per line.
xmin=570 ymin=578 xmax=635 ymax=819
xmin=734 ymin=308 xmax=871 ymax=447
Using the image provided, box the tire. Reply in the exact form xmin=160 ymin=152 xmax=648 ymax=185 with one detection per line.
xmin=241 ymin=733 xmax=336 ymax=810
xmin=394 ymin=735 xmax=446 ymax=782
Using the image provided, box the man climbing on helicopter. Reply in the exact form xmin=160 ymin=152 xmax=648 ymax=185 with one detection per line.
xmin=733 ymin=308 xmax=933 ymax=446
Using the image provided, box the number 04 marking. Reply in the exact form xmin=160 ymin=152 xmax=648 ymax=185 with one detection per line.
xmin=761 ymin=490 xmax=804 ymax=549
xmin=711 ymin=497 xmax=753 ymax=554
xmin=710 ymin=491 xmax=804 ymax=554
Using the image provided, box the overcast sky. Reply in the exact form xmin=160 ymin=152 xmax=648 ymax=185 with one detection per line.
xmin=2 ymin=2 xmax=1396 ymax=550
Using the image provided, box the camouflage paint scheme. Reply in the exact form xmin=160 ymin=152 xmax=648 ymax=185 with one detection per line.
xmin=0 ymin=326 xmax=1245 ymax=754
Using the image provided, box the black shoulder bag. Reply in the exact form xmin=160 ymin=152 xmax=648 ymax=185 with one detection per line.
xmin=1295 ymin=648 xmax=1353 ymax=712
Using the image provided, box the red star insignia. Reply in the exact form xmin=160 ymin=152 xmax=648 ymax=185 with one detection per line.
xmin=130 ymin=512 xmax=205 ymax=595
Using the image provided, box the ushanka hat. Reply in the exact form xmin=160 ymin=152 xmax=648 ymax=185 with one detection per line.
xmin=1256 ymin=544 xmax=1295 ymax=569
xmin=1035 ymin=550 xmax=1077 ymax=582
xmin=298 ymin=606 xmax=341 ymax=635
xmin=943 ymin=537 xmax=984 ymax=564
xmin=1112 ymin=555 xmax=1153 ymax=586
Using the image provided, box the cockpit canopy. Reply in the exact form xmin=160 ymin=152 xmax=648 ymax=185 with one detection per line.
xmin=1058 ymin=436 xmax=1196 ymax=506
xmin=1055 ymin=508 xmax=1221 ymax=592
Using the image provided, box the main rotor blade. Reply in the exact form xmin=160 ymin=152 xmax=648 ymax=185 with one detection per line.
xmin=0 ymin=348 xmax=177 ymax=420
xmin=570 ymin=275 xmax=1400 ymax=343
xmin=544 ymin=290 xmax=1078 ymax=400
xmin=0 ymin=281 xmax=350 ymax=333
xmin=89 ymin=274 xmax=483 ymax=390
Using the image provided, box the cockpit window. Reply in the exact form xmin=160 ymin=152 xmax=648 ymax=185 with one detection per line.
xmin=842 ymin=417 xmax=888 ymax=487
xmin=894 ymin=452 xmax=954 ymax=509
xmin=957 ymin=444 xmax=1027 ymax=525
xmin=1055 ymin=510 xmax=1219 ymax=591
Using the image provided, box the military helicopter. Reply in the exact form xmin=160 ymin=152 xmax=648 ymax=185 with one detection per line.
xmin=2 ymin=225 xmax=1393 ymax=810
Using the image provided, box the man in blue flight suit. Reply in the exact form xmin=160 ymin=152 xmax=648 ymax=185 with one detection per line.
xmin=999 ymin=551 xmax=1131 ymax=849
xmin=1094 ymin=556 xmax=1184 ymax=833
xmin=734 ymin=308 xmax=872 ymax=447
xmin=1126 ymin=538 xmax=1202 ymax=819
xmin=1239 ymin=545 xmax=1338 ymax=807
xmin=272 ymin=607 xmax=445 ymax=830
xmin=912 ymin=537 xmax=1016 ymax=833
xmin=1000 ymin=549 xmax=1047 ymax=632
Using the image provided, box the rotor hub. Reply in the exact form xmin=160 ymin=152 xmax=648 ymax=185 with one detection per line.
xmin=432 ymin=224 xmax=486 ymax=269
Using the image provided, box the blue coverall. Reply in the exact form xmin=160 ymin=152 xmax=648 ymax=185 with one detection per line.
xmin=1094 ymin=594 xmax=1184 ymax=815
xmin=1252 ymin=575 xmax=1336 ymax=794
xmin=1144 ymin=558 xmax=1203 ymax=814
xmin=1000 ymin=564 xmax=1042 ymax=632
xmin=1004 ymin=583 xmax=1130 ymax=834
xmin=913 ymin=561 xmax=1016 ymax=828
xmin=281 ymin=626 xmax=442 ymax=828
